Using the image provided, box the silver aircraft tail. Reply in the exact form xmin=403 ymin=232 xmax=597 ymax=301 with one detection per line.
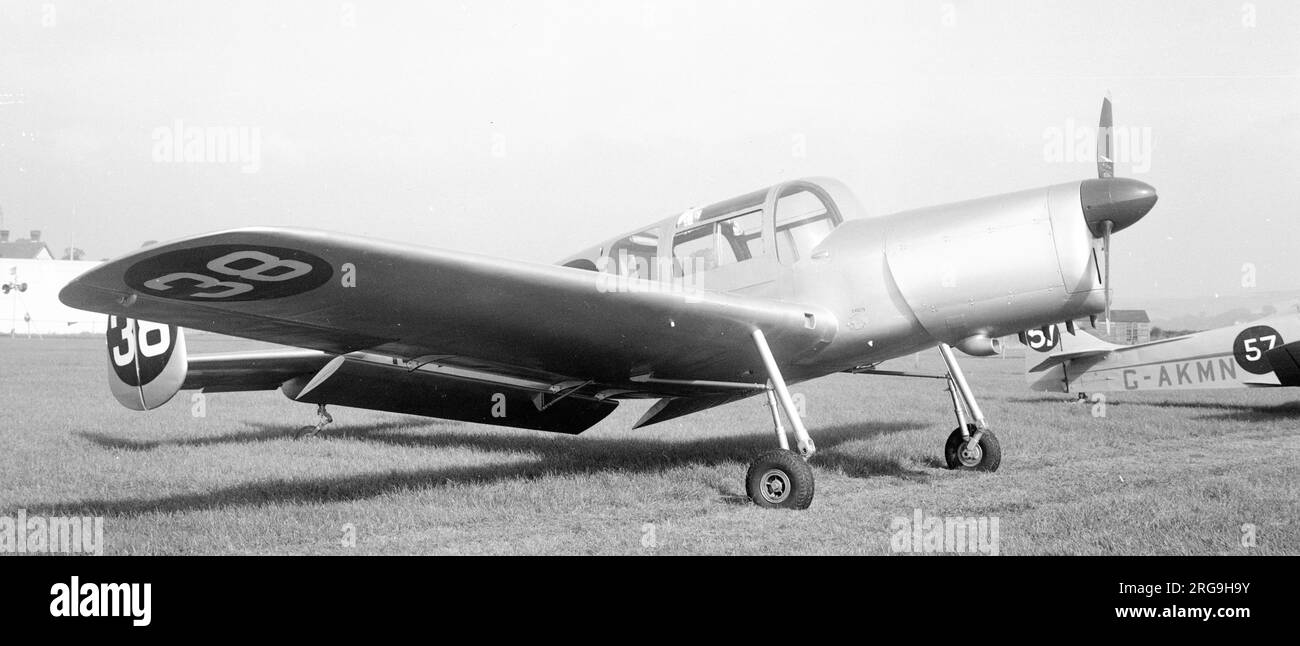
xmin=1020 ymin=324 xmax=1118 ymax=392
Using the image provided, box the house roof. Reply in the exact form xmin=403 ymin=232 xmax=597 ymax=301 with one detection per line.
xmin=1103 ymin=309 xmax=1150 ymax=323
xmin=0 ymin=240 xmax=52 ymax=259
xmin=1073 ymin=309 xmax=1150 ymax=325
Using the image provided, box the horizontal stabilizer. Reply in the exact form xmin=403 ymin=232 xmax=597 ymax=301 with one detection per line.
xmin=1027 ymin=348 xmax=1112 ymax=373
xmin=1023 ymin=323 xmax=1120 ymax=373
xmin=185 ymin=349 xmax=333 ymax=392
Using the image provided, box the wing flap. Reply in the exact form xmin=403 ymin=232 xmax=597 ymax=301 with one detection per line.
xmin=282 ymin=356 xmax=616 ymax=433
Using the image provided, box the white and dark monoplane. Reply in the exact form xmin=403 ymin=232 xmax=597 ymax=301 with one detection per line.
xmin=1024 ymin=308 xmax=1300 ymax=395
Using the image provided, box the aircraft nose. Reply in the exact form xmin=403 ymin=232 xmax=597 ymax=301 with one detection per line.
xmin=1079 ymin=177 xmax=1157 ymax=235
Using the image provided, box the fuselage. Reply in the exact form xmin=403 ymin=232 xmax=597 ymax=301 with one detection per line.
xmin=559 ymin=176 xmax=1130 ymax=381
xmin=1029 ymin=311 xmax=1300 ymax=393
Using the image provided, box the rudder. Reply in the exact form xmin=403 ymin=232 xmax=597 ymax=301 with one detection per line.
xmin=106 ymin=315 xmax=188 ymax=410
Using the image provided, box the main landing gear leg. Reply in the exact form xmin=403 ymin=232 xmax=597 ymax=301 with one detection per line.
xmin=294 ymin=404 xmax=333 ymax=440
xmin=937 ymin=343 xmax=1001 ymax=471
xmin=764 ymin=384 xmax=790 ymax=451
xmin=745 ymin=329 xmax=815 ymax=509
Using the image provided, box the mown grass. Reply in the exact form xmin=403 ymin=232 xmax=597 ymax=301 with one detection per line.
xmin=1 ymin=336 xmax=1296 ymax=555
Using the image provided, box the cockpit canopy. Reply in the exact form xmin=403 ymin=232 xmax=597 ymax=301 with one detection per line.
xmin=561 ymin=177 xmax=861 ymax=282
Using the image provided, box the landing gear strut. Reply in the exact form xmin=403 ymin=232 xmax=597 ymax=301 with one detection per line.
xmin=746 ymin=329 xmax=815 ymax=509
xmin=937 ymin=343 xmax=1001 ymax=471
xmin=294 ymin=404 xmax=333 ymax=439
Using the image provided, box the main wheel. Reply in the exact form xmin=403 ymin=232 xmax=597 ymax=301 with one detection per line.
xmin=944 ymin=425 xmax=1001 ymax=471
xmin=745 ymin=449 xmax=814 ymax=509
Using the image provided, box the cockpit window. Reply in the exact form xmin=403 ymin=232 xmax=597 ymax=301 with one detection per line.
xmin=774 ymin=188 xmax=839 ymax=263
xmin=606 ymin=228 xmax=661 ymax=279
xmin=673 ymin=209 xmax=763 ymax=277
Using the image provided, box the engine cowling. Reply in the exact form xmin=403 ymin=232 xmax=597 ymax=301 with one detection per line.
xmin=881 ymin=180 xmax=1107 ymax=343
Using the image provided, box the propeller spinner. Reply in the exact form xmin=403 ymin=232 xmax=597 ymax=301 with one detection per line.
xmin=1079 ymin=97 xmax=1157 ymax=332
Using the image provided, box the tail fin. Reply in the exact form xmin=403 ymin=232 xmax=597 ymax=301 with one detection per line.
xmin=106 ymin=315 xmax=187 ymax=410
xmin=1020 ymin=323 xmax=1118 ymax=392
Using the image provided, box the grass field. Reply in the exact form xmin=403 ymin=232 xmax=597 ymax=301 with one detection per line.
xmin=2 ymin=335 xmax=1296 ymax=555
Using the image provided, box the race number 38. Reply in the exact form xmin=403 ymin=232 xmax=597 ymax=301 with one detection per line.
xmin=1232 ymin=325 xmax=1284 ymax=375
xmin=107 ymin=316 xmax=176 ymax=386
xmin=125 ymin=245 xmax=333 ymax=301
xmin=144 ymin=251 xmax=312 ymax=299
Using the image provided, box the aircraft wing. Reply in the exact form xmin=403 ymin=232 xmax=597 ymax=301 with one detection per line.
xmin=60 ymin=228 xmax=838 ymax=419
xmin=1265 ymin=341 xmax=1300 ymax=387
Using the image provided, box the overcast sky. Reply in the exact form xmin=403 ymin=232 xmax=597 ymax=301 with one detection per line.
xmin=0 ymin=0 xmax=1296 ymax=302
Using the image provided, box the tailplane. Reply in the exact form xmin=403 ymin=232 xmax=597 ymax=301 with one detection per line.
xmin=1020 ymin=323 xmax=1118 ymax=392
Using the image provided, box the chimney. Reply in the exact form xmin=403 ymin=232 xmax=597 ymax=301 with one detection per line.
xmin=0 ymin=230 xmax=8 ymax=243
xmin=29 ymin=229 xmax=41 ymax=242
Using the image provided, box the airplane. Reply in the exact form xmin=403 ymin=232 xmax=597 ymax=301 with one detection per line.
xmin=59 ymin=98 xmax=1157 ymax=509
xmin=1023 ymin=307 xmax=1300 ymax=396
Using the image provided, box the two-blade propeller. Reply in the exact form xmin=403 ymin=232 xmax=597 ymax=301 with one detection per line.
xmin=1079 ymin=97 xmax=1157 ymax=333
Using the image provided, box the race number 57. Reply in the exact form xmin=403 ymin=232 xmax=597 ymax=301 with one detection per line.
xmin=1233 ymin=325 xmax=1285 ymax=375
xmin=1025 ymin=325 xmax=1059 ymax=352
xmin=1242 ymin=334 xmax=1277 ymax=362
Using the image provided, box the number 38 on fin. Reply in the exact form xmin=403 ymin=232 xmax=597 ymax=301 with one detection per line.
xmin=106 ymin=315 xmax=188 ymax=411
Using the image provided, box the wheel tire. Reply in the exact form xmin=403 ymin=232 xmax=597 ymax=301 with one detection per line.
xmin=944 ymin=425 xmax=1001 ymax=472
xmin=745 ymin=449 xmax=815 ymax=510
xmin=293 ymin=425 xmax=316 ymax=440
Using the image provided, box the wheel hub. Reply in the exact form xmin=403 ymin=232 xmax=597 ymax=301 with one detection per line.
xmin=759 ymin=469 xmax=791 ymax=503
xmin=959 ymin=440 xmax=983 ymax=467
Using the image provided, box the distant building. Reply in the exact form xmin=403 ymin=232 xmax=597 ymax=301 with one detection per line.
xmin=0 ymin=230 xmax=53 ymax=260
xmin=1076 ymin=309 xmax=1151 ymax=345
xmin=1 ymin=227 xmax=106 ymax=335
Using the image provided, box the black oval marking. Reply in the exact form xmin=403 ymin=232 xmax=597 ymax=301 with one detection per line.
xmin=1232 ymin=325 xmax=1284 ymax=375
xmin=124 ymin=245 xmax=333 ymax=302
